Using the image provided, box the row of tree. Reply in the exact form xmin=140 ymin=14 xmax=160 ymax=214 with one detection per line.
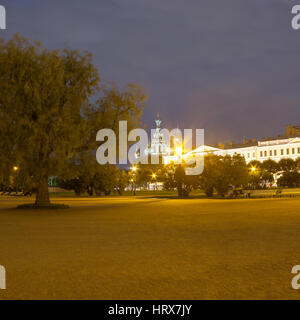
xmin=123 ymin=156 xmax=300 ymax=197
xmin=248 ymin=158 xmax=300 ymax=189
xmin=3 ymin=151 xmax=300 ymax=198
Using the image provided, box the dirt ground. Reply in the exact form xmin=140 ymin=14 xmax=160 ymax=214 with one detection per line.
xmin=0 ymin=196 xmax=300 ymax=299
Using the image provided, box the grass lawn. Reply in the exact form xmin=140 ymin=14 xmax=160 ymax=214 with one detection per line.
xmin=48 ymin=189 xmax=179 ymax=197
xmin=49 ymin=188 xmax=300 ymax=198
xmin=1 ymin=196 xmax=300 ymax=299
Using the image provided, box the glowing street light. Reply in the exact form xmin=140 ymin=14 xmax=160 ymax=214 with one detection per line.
xmin=175 ymin=146 xmax=183 ymax=155
xmin=130 ymin=166 xmax=137 ymax=195
xmin=13 ymin=166 xmax=18 ymax=171
xmin=251 ymin=167 xmax=256 ymax=173
xmin=151 ymin=172 xmax=157 ymax=191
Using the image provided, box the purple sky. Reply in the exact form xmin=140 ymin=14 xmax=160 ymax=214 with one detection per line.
xmin=2 ymin=0 xmax=300 ymax=144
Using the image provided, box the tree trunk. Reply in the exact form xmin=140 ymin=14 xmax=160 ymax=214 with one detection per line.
xmin=177 ymin=182 xmax=183 ymax=197
xmin=35 ymin=174 xmax=50 ymax=206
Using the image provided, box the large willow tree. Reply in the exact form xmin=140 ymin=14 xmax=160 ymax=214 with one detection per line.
xmin=0 ymin=34 xmax=99 ymax=206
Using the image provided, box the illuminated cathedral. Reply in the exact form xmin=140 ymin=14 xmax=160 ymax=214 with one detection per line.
xmin=146 ymin=114 xmax=171 ymax=156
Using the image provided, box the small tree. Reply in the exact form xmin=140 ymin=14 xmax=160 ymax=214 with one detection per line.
xmin=115 ymin=170 xmax=129 ymax=195
xmin=261 ymin=159 xmax=279 ymax=174
xmin=162 ymin=164 xmax=177 ymax=191
xmin=92 ymin=165 xmax=119 ymax=196
xmin=296 ymin=157 xmax=300 ymax=171
xmin=278 ymin=171 xmax=300 ymax=188
xmin=173 ymin=164 xmax=200 ymax=197
xmin=200 ymin=154 xmax=249 ymax=197
xmin=59 ymin=177 xmax=86 ymax=196
xmin=174 ymin=165 xmax=185 ymax=197
xmin=278 ymin=159 xmax=297 ymax=172
xmin=248 ymin=160 xmax=275 ymax=189
xmin=199 ymin=155 xmax=218 ymax=196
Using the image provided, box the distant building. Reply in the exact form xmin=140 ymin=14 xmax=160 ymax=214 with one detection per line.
xmin=216 ymin=136 xmax=300 ymax=164
xmin=48 ymin=176 xmax=58 ymax=187
xmin=146 ymin=114 xmax=171 ymax=156
xmin=164 ymin=126 xmax=300 ymax=165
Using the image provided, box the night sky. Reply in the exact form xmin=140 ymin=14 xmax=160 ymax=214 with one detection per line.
xmin=2 ymin=0 xmax=300 ymax=144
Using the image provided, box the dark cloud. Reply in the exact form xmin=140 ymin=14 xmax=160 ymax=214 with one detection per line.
xmin=2 ymin=0 xmax=300 ymax=143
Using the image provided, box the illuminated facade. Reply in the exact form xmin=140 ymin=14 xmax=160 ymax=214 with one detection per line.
xmin=164 ymin=128 xmax=300 ymax=165
xmin=215 ymin=137 xmax=300 ymax=164
xmin=146 ymin=114 xmax=170 ymax=156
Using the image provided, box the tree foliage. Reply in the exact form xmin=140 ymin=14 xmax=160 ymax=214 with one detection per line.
xmin=277 ymin=171 xmax=300 ymax=188
xmin=200 ymin=154 xmax=249 ymax=197
xmin=0 ymin=34 xmax=146 ymax=205
xmin=278 ymin=158 xmax=297 ymax=172
xmin=0 ymin=34 xmax=99 ymax=205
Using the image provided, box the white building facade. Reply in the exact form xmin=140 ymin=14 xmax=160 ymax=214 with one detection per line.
xmin=216 ymin=137 xmax=300 ymax=164
xmin=164 ymin=137 xmax=300 ymax=165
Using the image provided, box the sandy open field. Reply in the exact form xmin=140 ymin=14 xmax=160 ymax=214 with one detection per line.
xmin=1 ymin=196 xmax=300 ymax=299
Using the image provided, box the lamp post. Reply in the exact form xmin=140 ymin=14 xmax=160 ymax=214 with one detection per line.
xmin=130 ymin=178 xmax=134 ymax=195
xmin=152 ymin=173 xmax=157 ymax=191
xmin=249 ymin=166 xmax=258 ymax=191
xmin=13 ymin=166 xmax=19 ymax=194
xmin=130 ymin=166 xmax=137 ymax=195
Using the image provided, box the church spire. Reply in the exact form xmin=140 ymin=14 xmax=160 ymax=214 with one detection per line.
xmin=155 ymin=113 xmax=161 ymax=128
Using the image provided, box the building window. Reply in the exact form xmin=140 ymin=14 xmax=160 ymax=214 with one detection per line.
xmin=287 ymin=149 xmax=290 ymax=155
xmin=298 ymin=147 xmax=300 ymax=154
xmin=281 ymin=149 xmax=284 ymax=155
xmin=264 ymin=151 xmax=267 ymax=157
xmin=274 ymin=150 xmax=277 ymax=156
xmin=292 ymin=148 xmax=295 ymax=154
xmin=247 ymin=153 xmax=250 ymax=158
xmin=270 ymin=150 xmax=272 ymax=156
xmin=253 ymin=152 xmax=255 ymax=158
